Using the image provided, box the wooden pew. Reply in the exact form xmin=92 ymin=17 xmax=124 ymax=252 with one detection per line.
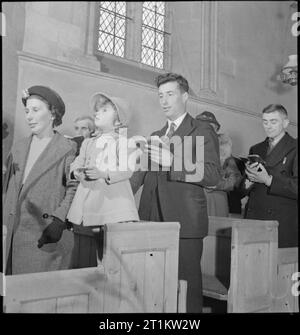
xmin=3 ymin=221 xmax=180 ymax=313
xmin=271 ymin=247 xmax=298 ymax=312
xmin=202 ymin=216 xmax=298 ymax=313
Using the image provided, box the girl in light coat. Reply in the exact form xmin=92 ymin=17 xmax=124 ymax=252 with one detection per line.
xmin=67 ymin=92 xmax=139 ymax=268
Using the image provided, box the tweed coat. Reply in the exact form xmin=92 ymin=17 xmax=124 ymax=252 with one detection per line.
xmin=205 ymin=156 xmax=242 ymax=217
xmin=3 ymin=131 xmax=78 ymax=274
xmin=244 ymin=132 xmax=298 ymax=248
xmin=130 ymin=113 xmax=221 ymax=238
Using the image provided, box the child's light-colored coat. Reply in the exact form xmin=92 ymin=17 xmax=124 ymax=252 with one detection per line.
xmin=67 ymin=132 xmax=139 ymax=226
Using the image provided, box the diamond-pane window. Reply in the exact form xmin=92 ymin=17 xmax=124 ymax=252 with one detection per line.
xmin=97 ymin=2 xmax=126 ymax=57
xmin=141 ymin=2 xmax=166 ymax=69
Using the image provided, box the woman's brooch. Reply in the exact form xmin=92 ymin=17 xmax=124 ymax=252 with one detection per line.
xmin=22 ymin=89 xmax=30 ymax=99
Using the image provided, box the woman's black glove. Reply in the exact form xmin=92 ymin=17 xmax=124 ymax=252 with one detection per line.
xmin=38 ymin=216 xmax=66 ymax=248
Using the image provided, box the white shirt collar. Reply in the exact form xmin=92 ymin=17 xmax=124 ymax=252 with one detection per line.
xmin=167 ymin=112 xmax=187 ymax=131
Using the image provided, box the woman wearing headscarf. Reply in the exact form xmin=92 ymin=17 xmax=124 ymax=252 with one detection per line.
xmin=204 ymin=133 xmax=242 ymax=217
xmin=3 ymin=85 xmax=78 ymax=275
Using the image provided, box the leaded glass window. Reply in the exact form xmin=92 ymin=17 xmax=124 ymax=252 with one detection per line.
xmin=97 ymin=2 xmax=127 ymax=57
xmin=141 ymin=2 xmax=166 ymax=69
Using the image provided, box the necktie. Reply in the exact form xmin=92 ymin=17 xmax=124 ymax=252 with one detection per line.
xmin=166 ymin=122 xmax=176 ymax=139
xmin=267 ymin=137 xmax=275 ymax=155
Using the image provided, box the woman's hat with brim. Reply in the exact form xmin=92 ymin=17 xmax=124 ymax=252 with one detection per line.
xmin=196 ymin=111 xmax=220 ymax=131
xmin=90 ymin=92 xmax=130 ymax=127
xmin=22 ymin=86 xmax=65 ymax=120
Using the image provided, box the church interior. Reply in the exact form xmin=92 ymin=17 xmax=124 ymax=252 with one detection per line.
xmin=2 ymin=1 xmax=298 ymax=315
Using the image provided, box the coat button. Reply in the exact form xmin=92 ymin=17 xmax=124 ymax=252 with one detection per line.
xmin=267 ymin=209 xmax=272 ymax=214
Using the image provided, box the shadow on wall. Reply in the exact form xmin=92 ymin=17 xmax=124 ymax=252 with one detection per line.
xmin=3 ymin=122 xmax=10 ymax=140
xmin=266 ymin=63 xmax=295 ymax=95
xmin=2 ymin=119 xmax=14 ymax=160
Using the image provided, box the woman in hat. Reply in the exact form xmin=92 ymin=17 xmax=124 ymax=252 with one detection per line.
xmin=195 ymin=111 xmax=221 ymax=133
xmin=3 ymin=85 xmax=78 ymax=274
xmin=204 ymin=133 xmax=242 ymax=217
xmin=67 ymin=92 xmax=139 ymax=268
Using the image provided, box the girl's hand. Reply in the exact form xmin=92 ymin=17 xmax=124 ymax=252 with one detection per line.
xmin=84 ymin=166 xmax=107 ymax=180
xmin=74 ymin=168 xmax=85 ymax=181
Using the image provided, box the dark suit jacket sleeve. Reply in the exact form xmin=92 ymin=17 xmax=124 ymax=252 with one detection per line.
xmin=169 ymin=124 xmax=221 ymax=186
xmin=268 ymin=150 xmax=298 ymax=200
xmin=236 ymin=146 xmax=255 ymax=197
xmin=130 ymin=171 xmax=147 ymax=194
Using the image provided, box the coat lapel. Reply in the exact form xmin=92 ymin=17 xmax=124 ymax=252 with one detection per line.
xmin=155 ymin=123 xmax=168 ymax=137
xmin=255 ymin=138 xmax=269 ymax=160
xmin=154 ymin=114 xmax=196 ymax=139
xmin=172 ymin=113 xmax=196 ymax=139
xmin=13 ymin=136 xmax=32 ymax=197
xmin=265 ymin=133 xmax=296 ymax=167
xmin=19 ymin=132 xmax=73 ymax=200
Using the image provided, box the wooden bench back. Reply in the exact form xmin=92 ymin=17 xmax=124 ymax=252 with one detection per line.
xmin=202 ymin=216 xmax=279 ymax=312
xmin=103 ymin=221 xmax=180 ymax=313
xmin=3 ymin=221 xmax=180 ymax=313
xmin=271 ymin=247 xmax=298 ymax=312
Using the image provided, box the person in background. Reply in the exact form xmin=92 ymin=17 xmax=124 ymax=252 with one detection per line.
xmin=67 ymin=92 xmax=139 ymax=268
xmin=227 ymin=156 xmax=247 ymax=216
xmin=65 ymin=116 xmax=96 ymax=156
xmin=3 ymin=85 xmax=78 ymax=275
xmin=205 ymin=133 xmax=242 ymax=217
xmin=243 ymin=104 xmax=297 ymax=248
xmin=195 ymin=111 xmax=221 ymax=134
xmin=74 ymin=115 xmax=96 ymax=139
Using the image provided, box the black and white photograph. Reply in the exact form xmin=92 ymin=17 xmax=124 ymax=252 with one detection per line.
xmin=1 ymin=0 xmax=298 ymax=324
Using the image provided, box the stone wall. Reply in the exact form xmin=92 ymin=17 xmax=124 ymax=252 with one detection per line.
xmin=2 ymin=1 xmax=297 ymax=161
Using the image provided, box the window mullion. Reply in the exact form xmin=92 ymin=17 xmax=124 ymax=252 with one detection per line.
xmin=95 ymin=1 xmax=169 ymax=71
xmin=130 ymin=2 xmax=143 ymax=62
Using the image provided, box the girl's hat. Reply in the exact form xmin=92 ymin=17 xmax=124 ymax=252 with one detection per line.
xmin=90 ymin=92 xmax=130 ymax=127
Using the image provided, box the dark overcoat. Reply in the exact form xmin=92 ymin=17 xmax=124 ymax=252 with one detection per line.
xmin=244 ymin=132 xmax=298 ymax=247
xmin=131 ymin=113 xmax=221 ymax=238
xmin=3 ymin=132 xmax=78 ymax=274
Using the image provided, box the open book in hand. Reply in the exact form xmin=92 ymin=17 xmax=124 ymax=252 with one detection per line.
xmin=239 ymin=154 xmax=266 ymax=166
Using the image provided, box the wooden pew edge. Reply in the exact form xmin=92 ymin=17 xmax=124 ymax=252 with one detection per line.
xmin=277 ymin=247 xmax=298 ymax=265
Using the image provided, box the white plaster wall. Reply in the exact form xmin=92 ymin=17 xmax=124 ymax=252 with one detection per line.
xmin=171 ymin=1 xmax=297 ymax=126
xmin=218 ymin=1 xmax=298 ymax=124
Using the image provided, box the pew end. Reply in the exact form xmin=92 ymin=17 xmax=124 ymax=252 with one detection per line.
xmin=3 ymin=221 xmax=181 ymax=313
xmin=202 ymin=216 xmax=298 ymax=313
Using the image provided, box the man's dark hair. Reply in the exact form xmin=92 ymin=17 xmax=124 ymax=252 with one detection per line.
xmin=262 ymin=104 xmax=288 ymax=118
xmin=155 ymin=73 xmax=189 ymax=93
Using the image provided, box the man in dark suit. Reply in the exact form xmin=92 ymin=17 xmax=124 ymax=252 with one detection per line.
xmin=244 ymin=104 xmax=298 ymax=248
xmin=130 ymin=73 xmax=221 ymax=312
